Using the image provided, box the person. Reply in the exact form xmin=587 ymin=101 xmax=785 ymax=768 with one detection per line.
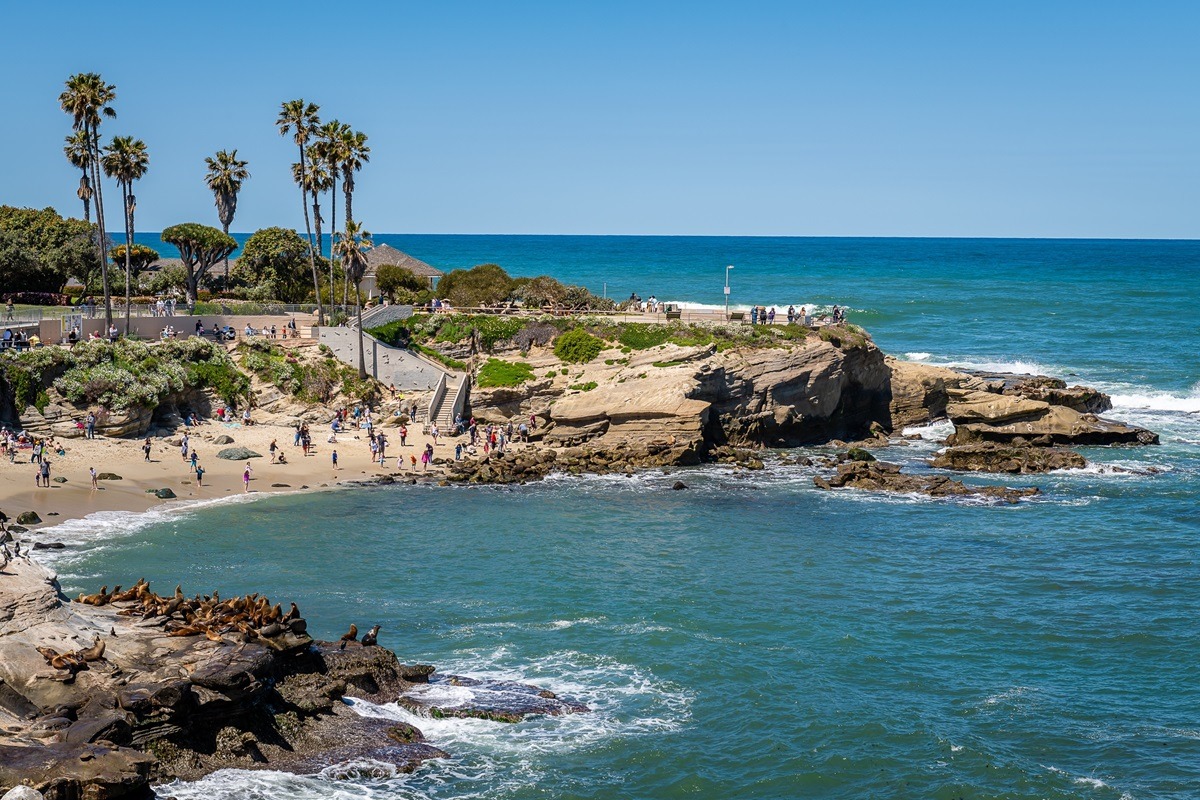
xmin=68 ymin=327 xmax=79 ymax=345
xmin=421 ymin=445 xmax=433 ymax=470
xmin=242 ymin=463 xmax=252 ymax=492
xmin=180 ymin=433 xmax=189 ymax=460
xmin=189 ymin=450 xmax=198 ymax=471
xmin=799 ymin=306 xmax=809 ymax=327
xmin=430 ymin=423 xmax=439 ymax=445
xmin=455 ymin=442 xmax=463 ymax=461
xmin=787 ymin=305 xmax=796 ymax=324
xmin=195 ymin=463 xmax=205 ymax=486
xmin=143 ymin=438 xmax=152 ymax=462
xmin=399 ymin=424 xmax=407 ymax=447
xmin=767 ymin=307 xmax=776 ymax=324
xmin=409 ymin=454 xmax=417 ymax=471
xmin=270 ymin=324 xmax=277 ymax=339
xmin=90 ymin=466 xmax=98 ymax=490
xmin=750 ymin=306 xmax=758 ymax=325
xmin=377 ymin=433 xmax=387 ymax=465
xmin=155 ymin=298 xmax=165 ymax=317
xmin=269 ymin=439 xmax=278 ymax=463
xmin=294 ymin=423 xmax=302 ymax=447
xmin=195 ymin=320 xmax=203 ymax=335
xmin=242 ymin=408 xmax=252 ymax=426
xmin=276 ymin=450 xmax=288 ymax=464
xmin=108 ymin=323 xmax=118 ymax=341
xmin=244 ymin=323 xmax=254 ymax=337
xmin=85 ymin=411 xmax=96 ymax=440
xmin=331 ymin=449 xmax=338 ymax=469
xmin=518 ymin=421 xmax=529 ymax=442
xmin=4 ymin=300 xmax=13 ymax=321
xmin=39 ymin=460 xmax=50 ymax=488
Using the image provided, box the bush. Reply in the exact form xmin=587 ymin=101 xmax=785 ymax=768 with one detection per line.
xmin=554 ymin=328 xmax=605 ymax=364
xmin=476 ymin=358 xmax=535 ymax=388
xmin=569 ymin=381 xmax=598 ymax=392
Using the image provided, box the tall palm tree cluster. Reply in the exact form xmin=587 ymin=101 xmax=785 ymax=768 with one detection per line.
xmin=58 ymin=76 xmax=372 ymax=371
xmin=276 ymin=100 xmax=371 ymax=327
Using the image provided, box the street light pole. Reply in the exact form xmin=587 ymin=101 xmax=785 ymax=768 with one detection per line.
xmin=724 ymin=265 xmax=734 ymax=320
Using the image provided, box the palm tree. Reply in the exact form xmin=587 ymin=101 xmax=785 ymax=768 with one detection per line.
xmin=203 ymin=149 xmax=250 ymax=281
xmin=335 ymin=127 xmax=369 ymax=306
xmin=276 ymin=99 xmax=323 ymax=324
xmin=333 ymin=220 xmax=373 ymax=379
xmin=292 ymin=149 xmax=332 ymax=269
xmin=60 ymin=73 xmax=117 ymax=328
xmin=102 ymin=136 xmax=150 ymax=335
xmin=316 ymin=120 xmax=350 ymax=307
xmin=338 ymin=129 xmax=370 ymax=241
xmin=63 ymin=131 xmax=93 ymax=222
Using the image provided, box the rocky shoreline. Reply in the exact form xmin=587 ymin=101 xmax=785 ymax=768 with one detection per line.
xmin=0 ymin=558 xmax=587 ymax=799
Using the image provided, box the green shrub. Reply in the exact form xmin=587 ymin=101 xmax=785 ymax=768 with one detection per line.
xmin=554 ymin=328 xmax=604 ymax=364
xmin=411 ymin=343 xmax=467 ymax=371
xmin=569 ymin=381 xmax=598 ymax=392
xmin=476 ymin=358 xmax=535 ymax=388
xmin=652 ymin=360 xmax=684 ymax=368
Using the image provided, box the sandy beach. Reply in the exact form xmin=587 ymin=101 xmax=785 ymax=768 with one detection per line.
xmin=0 ymin=418 xmax=459 ymax=537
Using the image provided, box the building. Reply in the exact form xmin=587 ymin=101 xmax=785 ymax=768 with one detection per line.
xmin=359 ymin=244 xmax=443 ymax=298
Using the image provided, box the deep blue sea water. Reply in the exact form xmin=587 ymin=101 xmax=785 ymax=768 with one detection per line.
xmin=65 ymin=237 xmax=1200 ymax=798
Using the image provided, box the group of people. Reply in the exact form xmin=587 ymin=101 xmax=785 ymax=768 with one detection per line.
xmin=628 ymin=293 xmax=664 ymax=313
xmin=747 ymin=304 xmax=846 ymax=326
xmin=151 ymin=297 xmax=180 ymax=317
xmin=1 ymin=328 xmax=39 ymax=350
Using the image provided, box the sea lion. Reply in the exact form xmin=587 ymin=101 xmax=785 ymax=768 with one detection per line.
xmin=283 ymin=602 xmax=300 ymax=622
xmin=78 ymin=638 xmax=105 ymax=662
xmin=339 ymin=624 xmax=358 ymax=650
xmin=361 ymin=625 xmax=381 ymax=647
xmin=288 ymin=618 xmax=307 ymax=634
xmin=258 ymin=623 xmax=284 ymax=638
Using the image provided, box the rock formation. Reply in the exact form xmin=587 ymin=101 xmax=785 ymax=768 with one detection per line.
xmin=0 ymin=557 xmax=585 ymax=798
xmin=813 ymin=458 xmax=1039 ymax=504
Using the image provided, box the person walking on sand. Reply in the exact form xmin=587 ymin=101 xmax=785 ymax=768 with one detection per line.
xmin=331 ymin=449 xmax=338 ymax=470
xmin=270 ymin=439 xmax=278 ymax=463
xmin=399 ymin=424 xmax=407 ymax=447
xmin=180 ymin=433 xmax=189 ymax=461
xmin=90 ymin=466 xmax=98 ymax=490
xmin=190 ymin=450 xmax=198 ymax=472
xmin=243 ymin=463 xmax=252 ymax=492
xmin=421 ymin=444 xmax=433 ymax=471
xmin=39 ymin=460 xmax=50 ymax=488
xmin=143 ymin=438 xmax=152 ymax=462
xmin=195 ymin=464 xmax=204 ymax=487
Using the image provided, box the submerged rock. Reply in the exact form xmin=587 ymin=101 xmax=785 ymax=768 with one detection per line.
xmin=814 ymin=458 xmax=1038 ymax=504
xmin=396 ymin=674 xmax=589 ymax=723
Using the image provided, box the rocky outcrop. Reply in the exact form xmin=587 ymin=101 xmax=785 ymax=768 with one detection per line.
xmin=470 ymin=330 xmax=891 ymax=467
xmin=946 ymin=391 xmax=1157 ymax=446
xmin=1003 ymin=376 xmax=1112 ymax=414
xmin=813 ymin=458 xmax=1039 ymax=504
xmin=0 ymin=557 xmax=585 ymax=798
xmin=931 ymin=442 xmax=1086 ymax=473
xmin=885 ymin=358 xmax=971 ymax=428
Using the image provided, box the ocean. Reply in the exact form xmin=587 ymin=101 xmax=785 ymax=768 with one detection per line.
xmin=66 ymin=237 xmax=1200 ymax=798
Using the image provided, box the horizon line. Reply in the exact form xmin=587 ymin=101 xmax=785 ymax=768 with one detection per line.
xmin=127 ymin=231 xmax=1200 ymax=243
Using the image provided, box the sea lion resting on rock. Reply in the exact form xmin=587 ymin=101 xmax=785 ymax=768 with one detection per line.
xmin=77 ymin=581 xmax=308 ymax=644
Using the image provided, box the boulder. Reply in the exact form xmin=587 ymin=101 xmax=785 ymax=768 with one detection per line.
xmin=153 ymin=488 xmax=177 ymax=499
xmin=886 ymin=358 xmax=970 ymax=427
xmin=1005 ymin=376 xmax=1112 ymax=414
xmin=51 ymin=477 xmax=67 ymax=484
xmin=31 ymin=542 xmax=66 ymax=550
xmin=15 ymin=512 xmax=40 ymax=526
xmin=946 ymin=390 xmax=1050 ymax=425
xmin=671 ymin=481 xmax=688 ymax=490
xmin=96 ymin=473 xmax=122 ymax=481
xmin=213 ymin=434 xmax=235 ymax=445
xmin=216 ymin=447 xmax=262 ymax=460
xmin=931 ymin=442 xmax=1086 ymax=473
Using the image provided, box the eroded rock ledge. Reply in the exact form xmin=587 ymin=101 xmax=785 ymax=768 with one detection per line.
xmin=0 ymin=558 xmax=585 ymax=799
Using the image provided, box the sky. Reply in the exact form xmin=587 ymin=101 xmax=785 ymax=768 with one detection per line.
xmin=1 ymin=0 xmax=1197 ymax=238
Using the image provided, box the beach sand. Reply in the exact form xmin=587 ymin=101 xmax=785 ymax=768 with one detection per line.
xmin=0 ymin=419 xmax=459 ymax=536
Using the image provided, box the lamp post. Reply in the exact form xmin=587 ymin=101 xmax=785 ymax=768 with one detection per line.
xmin=724 ymin=265 xmax=734 ymax=320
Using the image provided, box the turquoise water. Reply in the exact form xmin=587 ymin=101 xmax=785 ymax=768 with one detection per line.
xmin=65 ymin=237 xmax=1200 ymax=798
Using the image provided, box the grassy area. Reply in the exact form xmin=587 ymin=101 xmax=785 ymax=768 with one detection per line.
xmin=476 ymin=358 xmax=535 ymax=388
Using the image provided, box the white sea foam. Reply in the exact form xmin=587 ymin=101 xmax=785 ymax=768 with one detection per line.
xmin=1109 ymin=384 xmax=1200 ymax=414
xmin=905 ymin=352 xmax=932 ymax=361
xmin=901 ymin=420 xmax=954 ymax=441
xmin=1074 ymin=776 xmax=1110 ymax=789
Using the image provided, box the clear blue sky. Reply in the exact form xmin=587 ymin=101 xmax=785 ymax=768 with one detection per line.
xmin=2 ymin=0 xmax=1197 ymax=237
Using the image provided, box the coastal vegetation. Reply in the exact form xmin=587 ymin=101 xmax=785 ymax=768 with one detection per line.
xmin=553 ymin=327 xmax=605 ymax=364
xmin=476 ymin=358 xmax=536 ymax=388
xmin=101 ymin=134 xmax=150 ymax=334
xmin=0 ymin=205 xmax=96 ymax=292
xmin=0 ymin=337 xmax=249 ymax=412
xmin=161 ymin=223 xmax=238 ymax=303
xmin=236 ymin=339 xmax=376 ymax=404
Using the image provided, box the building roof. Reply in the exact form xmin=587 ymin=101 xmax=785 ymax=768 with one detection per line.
xmin=362 ymin=244 xmax=443 ymax=279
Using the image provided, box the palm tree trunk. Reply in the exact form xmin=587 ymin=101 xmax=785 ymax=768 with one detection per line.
xmin=88 ymin=125 xmax=112 ymax=330
xmin=298 ymin=144 xmax=323 ymax=326
xmin=312 ymin=198 xmax=323 ymax=286
xmin=79 ymin=170 xmax=91 ymax=222
xmin=329 ymin=180 xmax=337 ymax=312
xmin=355 ymin=282 xmax=366 ymax=380
xmin=222 ymin=222 xmax=231 ymax=283
xmin=124 ymin=187 xmax=134 ymax=336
